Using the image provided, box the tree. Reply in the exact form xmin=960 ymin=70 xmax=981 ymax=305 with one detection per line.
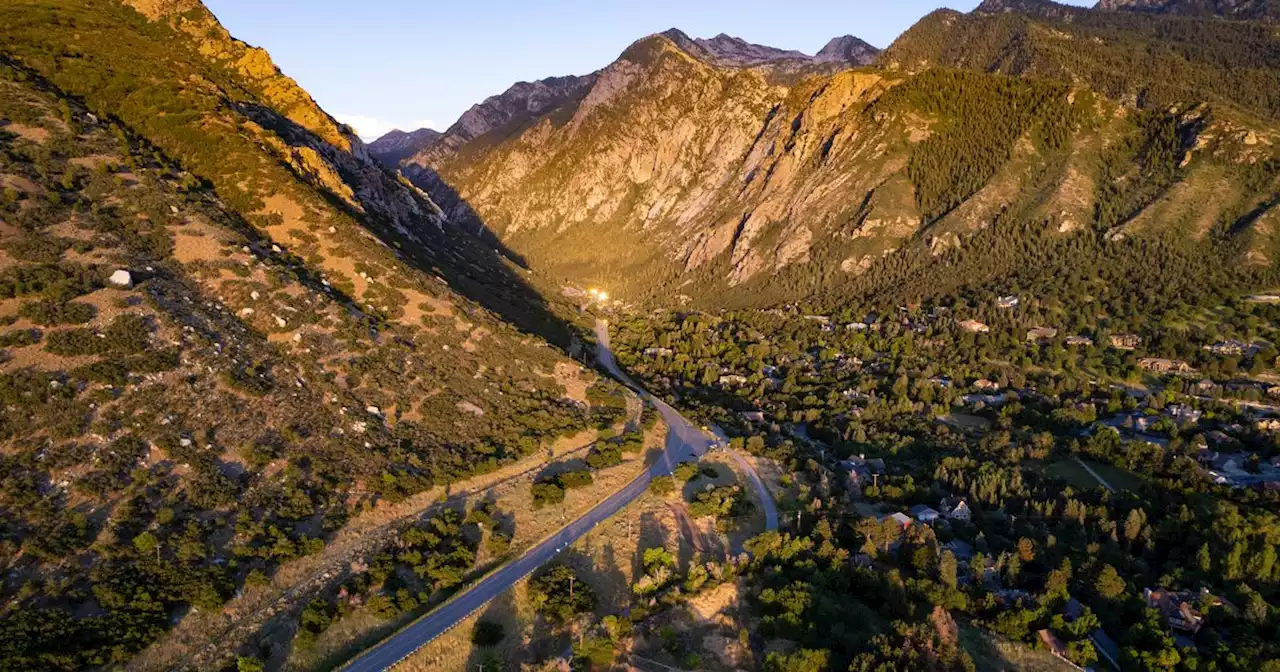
xmin=132 ymin=531 xmax=159 ymax=559
xmin=529 ymin=565 xmax=595 ymax=626
xmin=765 ymin=648 xmax=829 ymax=672
xmin=236 ymin=657 xmax=265 ymax=672
xmin=940 ymin=550 xmax=958 ymax=588
xmin=1095 ymin=564 xmax=1126 ymax=600
xmin=1197 ymin=543 xmax=1212 ymax=573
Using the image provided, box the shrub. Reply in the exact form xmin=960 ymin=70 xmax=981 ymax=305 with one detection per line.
xmin=585 ymin=444 xmax=622 ymax=470
xmin=532 ymin=482 xmax=565 ymax=509
xmin=18 ymin=300 xmax=96 ymax=326
xmin=648 ymin=475 xmax=675 ymax=496
xmin=673 ymin=462 xmax=699 ymax=482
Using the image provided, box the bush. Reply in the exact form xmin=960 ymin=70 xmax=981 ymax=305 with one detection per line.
xmin=585 ymin=444 xmax=622 ymax=470
xmin=532 ymin=482 xmax=565 ymax=509
xmin=0 ymin=328 xmax=40 ymax=348
xmin=18 ymin=300 xmax=96 ymax=326
xmin=649 ymin=475 xmax=675 ymax=496
xmin=673 ymin=462 xmax=699 ymax=482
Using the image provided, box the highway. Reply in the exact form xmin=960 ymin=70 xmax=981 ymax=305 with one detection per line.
xmin=340 ymin=319 xmax=749 ymax=671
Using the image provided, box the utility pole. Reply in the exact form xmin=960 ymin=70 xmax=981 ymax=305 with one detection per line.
xmin=795 ymin=510 xmax=802 ymax=532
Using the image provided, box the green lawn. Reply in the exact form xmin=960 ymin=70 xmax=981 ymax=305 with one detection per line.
xmin=1039 ymin=458 xmax=1144 ymax=492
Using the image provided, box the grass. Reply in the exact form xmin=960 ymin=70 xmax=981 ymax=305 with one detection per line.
xmin=960 ymin=624 xmax=1080 ymax=672
xmin=1040 ymin=458 xmax=1144 ymax=492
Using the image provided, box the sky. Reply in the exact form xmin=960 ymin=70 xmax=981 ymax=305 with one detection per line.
xmin=204 ymin=0 xmax=1091 ymax=141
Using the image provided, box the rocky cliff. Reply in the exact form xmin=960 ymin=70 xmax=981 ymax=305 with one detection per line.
xmin=368 ymin=127 xmax=443 ymax=166
xmin=404 ymin=17 xmax=1280 ymax=308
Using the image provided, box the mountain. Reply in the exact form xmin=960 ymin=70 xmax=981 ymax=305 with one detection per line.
xmin=816 ymin=35 xmax=882 ymax=65
xmin=0 ymin=1 xmax=611 ymax=668
xmin=367 ymin=127 xmax=442 ymax=166
xmin=410 ymin=74 xmax=599 ymax=170
xmin=1096 ymin=0 xmax=1280 ymax=22
xmin=402 ymin=15 xmax=1280 ymax=310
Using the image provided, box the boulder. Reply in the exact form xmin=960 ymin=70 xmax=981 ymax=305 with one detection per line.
xmin=108 ymin=269 xmax=133 ymax=288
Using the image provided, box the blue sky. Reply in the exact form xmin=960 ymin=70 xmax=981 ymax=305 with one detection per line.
xmin=204 ymin=0 xmax=1090 ymax=140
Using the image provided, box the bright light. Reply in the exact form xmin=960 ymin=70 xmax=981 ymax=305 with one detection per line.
xmin=588 ymin=288 xmax=600 ymax=296
xmin=598 ymin=291 xmax=609 ymax=301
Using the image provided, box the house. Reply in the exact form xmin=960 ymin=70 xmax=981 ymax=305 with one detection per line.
xmin=1203 ymin=341 xmax=1251 ymax=357
xmin=909 ymin=504 xmax=940 ymax=523
xmin=643 ymin=347 xmax=674 ymax=357
xmin=881 ymin=512 xmax=913 ymax=529
xmin=942 ymin=498 xmax=973 ymax=521
xmin=958 ymin=319 xmax=991 ymax=334
xmin=739 ymin=411 xmax=766 ymax=423
xmin=1268 ymin=386 xmax=1280 ymax=400
xmin=941 ymin=539 xmax=974 ymax=561
xmin=997 ymin=295 xmax=1020 ymax=309
xmin=844 ymin=322 xmax=869 ymax=331
xmin=974 ymin=379 xmax=1001 ymax=391
xmin=1066 ymin=335 xmax=1095 ymax=347
xmin=1168 ymin=405 xmax=1203 ymax=425
xmin=1027 ymin=327 xmax=1059 ymax=343
xmin=1110 ymin=334 xmax=1141 ymax=350
xmin=1138 ymin=358 xmax=1194 ymax=374
xmin=718 ymin=374 xmax=749 ymax=386
xmin=1144 ymin=588 xmax=1213 ymax=634
xmin=1037 ymin=630 xmax=1069 ymax=658
xmin=1258 ymin=418 xmax=1280 ymax=433
xmin=1197 ymin=379 xmax=1219 ymax=394
xmin=1063 ymin=598 xmax=1085 ymax=622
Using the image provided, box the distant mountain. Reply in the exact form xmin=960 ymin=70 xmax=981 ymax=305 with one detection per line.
xmin=1096 ymin=0 xmax=1280 ymax=22
xmin=403 ymin=16 xmax=1279 ymax=309
xmin=657 ymin=28 xmax=879 ymax=68
xmin=367 ymin=127 xmax=441 ymax=166
xmin=815 ymin=35 xmax=881 ymax=65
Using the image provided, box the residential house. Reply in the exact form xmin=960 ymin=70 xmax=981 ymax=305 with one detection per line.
xmin=941 ymin=539 xmax=974 ymax=561
xmin=718 ymin=374 xmax=749 ymax=386
xmin=942 ymin=498 xmax=973 ymax=521
xmin=1138 ymin=358 xmax=1194 ymax=374
xmin=739 ymin=411 xmax=766 ymax=423
xmin=958 ymin=319 xmax=991 ymax=334
xmin=881 ymin=512 xmax=913 ymax=529
xmin=1110 ymin=334 xmax=1141 ymax=350
xmin=1196 ymin=379 xmax=1219 ymax=394
xmin=1203 ymin=341 xmax=1252 ymax=357
xmin=997 ymin=295 xmax=1020 ymax=309
xmin=643 ymin=347 xmax=674 ymax=357
xmin=974 ymin=379 xmax=1001 ymax=391
xmin=1027 ymin=327 xmax=1059 ymax=343
xmin=1268 ymin=386 xmax=1280 ymax=400
xmin=909 ymin=504 xmax=940 ymax=523
xmin=1168 ymin=405 xmax=1203 ymax=425
xmin=1257 ymin=418 xmax=1280 ymax=433
xmin=1066 ymin=335 xmax=1094 ymax=347
xmin=1144 ymin=588 xmax=1215 ymax=634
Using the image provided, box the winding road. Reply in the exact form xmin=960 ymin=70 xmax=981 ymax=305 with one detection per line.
xmin=339 ymin=319 xmax=776 ymax=671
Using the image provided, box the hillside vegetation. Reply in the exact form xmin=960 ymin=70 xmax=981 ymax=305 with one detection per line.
xmin=0 ymin=1 xmax=610 ymax=668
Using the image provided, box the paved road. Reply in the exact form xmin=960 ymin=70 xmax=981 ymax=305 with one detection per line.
xmin=339 ymin=321 xmax=717 ymax=671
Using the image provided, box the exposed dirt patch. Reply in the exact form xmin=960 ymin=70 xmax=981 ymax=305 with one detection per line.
xmin=4 ymin=122 xmax=49 ymax=144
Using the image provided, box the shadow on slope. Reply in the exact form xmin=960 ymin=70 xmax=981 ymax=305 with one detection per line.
xmin=238 ymin=101 xmax=581 ymax=350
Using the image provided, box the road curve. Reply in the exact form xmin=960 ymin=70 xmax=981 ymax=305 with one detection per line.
xmin=339 ymin=321 xmax=717 ymax=671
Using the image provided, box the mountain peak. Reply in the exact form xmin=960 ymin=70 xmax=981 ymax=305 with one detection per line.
xmin=1094 ymin=0 xmax=1280 ymax=22
xmin=815 ymin=35 xmax=880 ymax=65
xmin=644 ymin=28 xmax=879 ymax=68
